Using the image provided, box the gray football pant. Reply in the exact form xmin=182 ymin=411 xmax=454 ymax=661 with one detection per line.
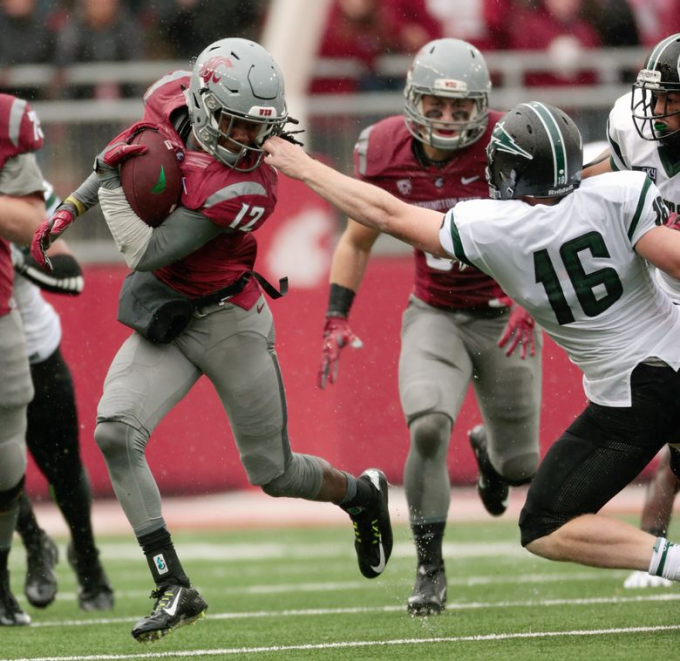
xmin=95 ymin=296 xmax=326 ymax=536
xmin=399 ymin=296 xmax=542 ymax=525
xmin=0 ymin=310 xmax=32 ymax=548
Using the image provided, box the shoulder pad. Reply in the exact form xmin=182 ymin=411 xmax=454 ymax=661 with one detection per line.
xmin=0 ymin=94 xmax=44 ymax=170
xmin=142 ymin=71 xmax=192 ymax=126
xmin=354 ymin=116 xmax=410 ymax=178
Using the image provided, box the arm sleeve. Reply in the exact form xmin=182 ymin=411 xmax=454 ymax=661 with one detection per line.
xmin=627 ymin=176 xmax=666 ymax=245
xmin=134 ymin=206 xmax=225 ymax=271
xmin=438 ymin=209 xmax=475 ymax=267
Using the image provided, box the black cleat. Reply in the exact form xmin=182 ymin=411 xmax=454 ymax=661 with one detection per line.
xmin=67 ymin=543 xmax=115 ymax=611
xmin=24 ymin=530 xmax=58 ymax=608
xmin=0 ymin=569 xmax=31 ymax=626
xmin=347 ymin=469 xmax=393 ymax=579
xmin=131 ymin=584 xmax=208 ymax=643
xmin=407 ymin=563 xmax=447 ymax=616
xmin=469 ymin=425 xmax=509 ymax=517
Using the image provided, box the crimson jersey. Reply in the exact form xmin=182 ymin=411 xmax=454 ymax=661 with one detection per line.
xmin=354 ymin=113 xmax=504 ymax=309
xmin=138 ymin=71 xmax=279 ymax=307
xmin=0 ymin=94 xmax=44 ymax=316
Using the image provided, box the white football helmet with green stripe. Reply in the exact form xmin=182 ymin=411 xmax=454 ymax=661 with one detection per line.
xmin=486 ymin=102 xmax=583 ymax=200
xmin=632 ymin=33 xmax=680 ymax=146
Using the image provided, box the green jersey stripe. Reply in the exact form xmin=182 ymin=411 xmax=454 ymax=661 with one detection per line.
xmin=449 ymin=215 xmax=474 ymax=268
xmin=627 ymin=175 xmax=653 ymax=241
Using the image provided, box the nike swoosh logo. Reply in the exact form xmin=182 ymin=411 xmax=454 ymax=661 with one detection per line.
xmin=370 ymin=542 xmax=386 ymax=574
xmin=257 ymin=302 xmax=265 ymax=314
xmin=163 ymin=588 xmax=182 ymax=616
xmin=461 ymin=176 xmax=480 ymax=185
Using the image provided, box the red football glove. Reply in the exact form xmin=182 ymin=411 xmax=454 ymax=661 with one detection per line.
xmin=95 ymin=141 xmax=148 ymax=174
xmin=317 ymin=316 xmax=363 ymax=390
xmin=30 ymin=200 xmax=79 ymax=273
xmin=498 ymin=301 xmax=536 ymax=359
xmin=665 ymin=211 xmax=680 ymax=231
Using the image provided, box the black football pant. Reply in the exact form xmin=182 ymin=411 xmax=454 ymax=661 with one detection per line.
xmin=16 ymin=346 xmax=98 ymax=561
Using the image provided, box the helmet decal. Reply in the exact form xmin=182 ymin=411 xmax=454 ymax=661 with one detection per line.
xmin=489 ymin=122 xmax=534 ymax=160
xmin=199 ymin=56 xmax=233 ymax=85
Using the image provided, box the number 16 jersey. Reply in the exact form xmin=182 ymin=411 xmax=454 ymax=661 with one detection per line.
xmin=439 ymin=169 xmax=680 ymax=407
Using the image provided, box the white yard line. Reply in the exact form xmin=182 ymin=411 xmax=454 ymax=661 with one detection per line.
xmin=4 ymin=623 xmax=680 ymax=661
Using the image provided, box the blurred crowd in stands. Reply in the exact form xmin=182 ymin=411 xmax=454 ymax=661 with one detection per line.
xmin=1 ymin=0 xmax=679 ymax=101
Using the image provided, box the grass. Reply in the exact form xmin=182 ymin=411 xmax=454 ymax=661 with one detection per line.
xmin=2 ymin=517 xmax=678 ymax=660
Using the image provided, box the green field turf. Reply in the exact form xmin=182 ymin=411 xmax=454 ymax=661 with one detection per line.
xmin=2 ymin=517 xmax=678 ymax=660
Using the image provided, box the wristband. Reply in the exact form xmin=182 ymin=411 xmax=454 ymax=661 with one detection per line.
xmin=327 ymin=283 xmax=356 ymax=318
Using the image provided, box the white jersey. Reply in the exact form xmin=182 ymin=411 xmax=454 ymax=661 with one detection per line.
xmin=440 ymin=170 xmax=680 ymax=407
xmin=13 ymin=272 xmax=61 ymax=364
xmin=12 ymin=180 xmax=62 ymax=364
xmin=608 ymin=91 xmax=680 ymax=301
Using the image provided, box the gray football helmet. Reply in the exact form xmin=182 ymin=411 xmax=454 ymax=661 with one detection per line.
xmin=486 ymin=102 xmax=583 ymax=200
xmin=187 ymin=38 xmax=288 ymax=171
xmin=632 ymin=33 xmax=680 ymax=147
xmin=404 ymin=38 xmax=491 ymax=151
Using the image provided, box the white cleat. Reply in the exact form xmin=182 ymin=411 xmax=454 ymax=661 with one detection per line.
xmin=623 ymin=570 xmax=674 ymax=589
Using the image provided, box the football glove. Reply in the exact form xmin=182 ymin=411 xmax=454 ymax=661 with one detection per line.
xmin=665 ymin=211 xmax=680 ymax=231
xmin=317 ymin=316 xmax=363 ymax=390
xmin=493 ymin=296 xmax=537 ymax=360
xmin=30 ymin=197 xmax=81 ymax=273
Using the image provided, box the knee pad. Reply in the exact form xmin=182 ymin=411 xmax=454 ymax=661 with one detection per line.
xmin=260 ymin=453 xmax=327 ymax=500
xmin=409 ymin=413 xmax=452 ymax=460
xmin=501 ymin=452 xmax=540 ymax=486
xmin=95 ymin=421 xmax=142 ymax=460
xmin=0 ymin=475 xmax=24 ymax=510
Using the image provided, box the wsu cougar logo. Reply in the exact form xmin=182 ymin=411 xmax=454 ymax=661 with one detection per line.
xmin=200 ymin=56 xmax=233 ymax=84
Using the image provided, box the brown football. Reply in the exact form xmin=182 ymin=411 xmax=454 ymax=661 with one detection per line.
xmin=119 ymin=128 xmax=183 ymax=227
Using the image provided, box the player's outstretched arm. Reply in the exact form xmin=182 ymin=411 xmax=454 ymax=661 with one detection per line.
xmin=263 ymin=137 xmax=444 ymax=257
xmin=636 ymin=226 xmax=680 ymax=279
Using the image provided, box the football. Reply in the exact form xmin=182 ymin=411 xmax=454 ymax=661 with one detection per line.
xmin=119 ymin=128 xmax=183 ymax=227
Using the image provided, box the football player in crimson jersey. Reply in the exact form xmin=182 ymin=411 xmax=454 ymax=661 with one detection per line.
xmin=0 ymin=93 xmax=45 ymax=626
xmin=583 ymin=33 xmax=680 ymax=589
xmin=31 ymin=38 xmax=393 ymax=643
xmin=263 ymin=100 xmax=680 ymax=595
xmin=319 ymin=39 xmax=542 ymax=615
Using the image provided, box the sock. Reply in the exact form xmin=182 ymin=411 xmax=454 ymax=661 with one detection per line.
xmin=339 ymin=473 xmax=375 ymax=515
xmin=138 ymin=527 xmax=190 ymax=588
xmin=15 ymin=491 xmax=41 ymax=546
xmin=649 ymin=537 xmax=680 ymax=580
xmin=412 ymin=521 xmax=446 ymax=568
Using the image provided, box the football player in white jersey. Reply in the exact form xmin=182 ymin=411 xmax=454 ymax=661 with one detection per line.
xmin=263 ymin=101 xmax=680 ymax=584
xmin=583 ymin=32 xmax=680 ymax=588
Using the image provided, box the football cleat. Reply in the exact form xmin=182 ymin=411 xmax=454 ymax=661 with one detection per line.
xmin=469 ymin=425 xmax=509 ymax=517
xmin=24 ymin=530 xmax=58 ymax=608
xmin=131 ymin=584 xmax=208 ymax=643
xmin=67 ymin=543 xmax=114 ymax=611
xmin=347 ymin=469 xmax=393 ymax=579
xmin=0 ymin=569 xmax=31 ymax=626
xmin=407 ymin=563 xmax=447 ymax=616
xmin=623 ymin=570 xmax=674 ymax=589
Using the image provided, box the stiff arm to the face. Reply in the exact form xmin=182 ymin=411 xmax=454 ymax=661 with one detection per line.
xmin=263 ymin=137 xmax=446 ymax=258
